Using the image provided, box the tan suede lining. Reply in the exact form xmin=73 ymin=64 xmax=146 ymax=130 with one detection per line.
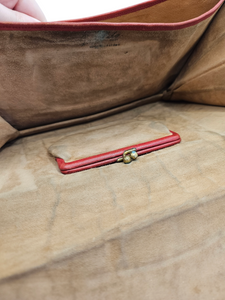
xmin=170 ymin=3 xmax=225 ymax=106
xmin=0 ymin=16 xmax=212 ymax=133
xmin=1 ymin=2 xmax=225 ymax=298
xmin=0 ymin=117 xmax=19 ymax=148
xmin=0 ymin=1 xmax=223 ymax=154
xmin=1 ymin=101 xmax=225 ymax=299
xmin=19 ymin=94 xmax=162 ymax=137
xmin=103 ymin=0 xmax=219 ymax=23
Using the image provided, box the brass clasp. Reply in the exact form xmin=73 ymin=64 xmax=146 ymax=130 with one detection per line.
xmin=117 ymin=148 xmax=138 ymax=164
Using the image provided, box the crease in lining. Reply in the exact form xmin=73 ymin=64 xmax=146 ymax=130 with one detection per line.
xmin=166 ymin=7 xmax=223 ymax=94
xmin=173 ymin=60 xmax=225 ymax=92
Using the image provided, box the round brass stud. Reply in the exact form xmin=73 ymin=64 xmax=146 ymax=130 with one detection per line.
xmin=123 ymin=155 xmax=132 ymax=164
xmin=130 ymin=151 xmax=138 ymax=160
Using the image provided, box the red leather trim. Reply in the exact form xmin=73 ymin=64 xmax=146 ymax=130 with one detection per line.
xmin=0 ymin=0 xmax=223 ymax=31
xmin=56 ymin=131 xmax=181 ymax=174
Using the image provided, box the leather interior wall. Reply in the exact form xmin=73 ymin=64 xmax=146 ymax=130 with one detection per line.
xmin=103 ymin=0 xmax=219 ymax=23
xmin=0 ymin=16 xmax=213 ymax=132
xmin=170 ymin=3 xmax=225 ymax=105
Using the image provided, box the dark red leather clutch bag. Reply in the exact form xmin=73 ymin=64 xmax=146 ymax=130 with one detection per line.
xmin=54 ymin=130 xmax=180 ymax=175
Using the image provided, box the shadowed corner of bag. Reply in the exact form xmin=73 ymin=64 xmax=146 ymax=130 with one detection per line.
xmin=0 ymin=116 xmax=20 ymax=149
xmin=162 ymin=88 xmax=174 ymax=101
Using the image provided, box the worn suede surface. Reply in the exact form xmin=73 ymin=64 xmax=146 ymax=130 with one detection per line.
xmin=1 ymin=101 xmax=225 ymax=299
xmin=170 ymin=3 xmax=225 ymax=105
xmin=0 ymin=1 xmax=224 ymax=149
xmin=0 ymin=15 xmax=214 ymax=132
xmin=1 ymin=1 xmax=225 ymax=298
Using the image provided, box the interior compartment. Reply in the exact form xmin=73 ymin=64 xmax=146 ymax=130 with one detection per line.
xmin=48 ymin=120 xmax=171 ymax=162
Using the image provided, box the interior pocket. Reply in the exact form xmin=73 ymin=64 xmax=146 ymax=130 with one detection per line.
xmin=48 ymin=119 xmax=171 ymax=163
